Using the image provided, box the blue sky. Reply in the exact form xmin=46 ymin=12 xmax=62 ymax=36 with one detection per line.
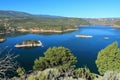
xmin=0 ymin=0 xmax=120 ymax=18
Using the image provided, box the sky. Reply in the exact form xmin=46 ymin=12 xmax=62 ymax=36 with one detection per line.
xmin=0 ymin=0 xmax=120 ymax=18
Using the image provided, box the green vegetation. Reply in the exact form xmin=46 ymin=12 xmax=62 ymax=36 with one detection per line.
xmin=16 ymin=67 xmax=25 ymax=77
xmin=0 ymin=11 xmax=90 ymax=33
xmin=74 ymin=67 xmax=97 ymax=79
xmin=1 ymin=42 xmax=120 ymax=80
xmin=96 ymin=42 xmax=120 ymax=75
xmin=0 ymin=10 xmax=33 ymax=17
xmin=18 ymin=40 xmax=40 ymax=44
xmin=33 ymin=47 xmax=77 ymax=71
xmin=0 ymin=17 xmax=90 ymax=31
xmin=26 ymin=68 xmax=97 ymax=80
xmin=114 ymin=20 xmax=120 ymax=28
xmin=0 ymin=34 xmax=6 ymax=43
xmin=32 ymin=47 xmax=97 ymax=80
xmin=0 ymin=24 xmax=6 ymax=33
xmin=115 ymin=20 xmax=120 ymax=26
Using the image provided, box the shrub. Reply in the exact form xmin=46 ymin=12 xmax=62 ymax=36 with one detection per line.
xmin=16 ymin=67 xmax=25 ymax=77
xmin=74 ymin=67 xmax=97 ymax=80
xmin=33 ymin=47 xmax=77 ymax=71
xmin=95 ymin=71 xmax=120 ymax=80
xmin=96 ymin=42 xmax=120 ymax=75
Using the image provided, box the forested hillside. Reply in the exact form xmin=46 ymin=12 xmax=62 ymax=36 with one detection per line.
xmin=84 ymin=18 xmax=119 ymax=26
xmin=0 ymin=10 xmax=33 ymax=17
xmin=0 ymin=10 xmax=90 ymax=33
xmin=0 ymin=17 xmax=90 ymax=30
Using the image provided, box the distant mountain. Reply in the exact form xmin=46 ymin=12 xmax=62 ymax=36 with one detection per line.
xmin=1 ymin=10 xmax=120 ymax=27
xmin=35 ymin=15 xmax=62 ymax=18
xmin=83 ymin=18 xmax=119 ymax=26
xmin=0 ymin=10 xmax=91 ymax=32
xmin=0 ymin=10 xmax=62 ymax=18
xmin=0 ymin=10 xmax=34 ymax=17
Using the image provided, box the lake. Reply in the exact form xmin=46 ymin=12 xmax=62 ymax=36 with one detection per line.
xmin=0 ymin=25 xmax=120 ymax=73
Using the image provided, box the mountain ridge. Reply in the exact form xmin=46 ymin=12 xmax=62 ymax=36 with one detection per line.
xmin=0 ymin=10 xmax=91 ymax=33
xmin=0 ymin=10 xmax=120 ymax=19
xmin=0 ymin=10 xmax=63 ymax=18
xmin=0 ymin=10 xmax=120 ymax=29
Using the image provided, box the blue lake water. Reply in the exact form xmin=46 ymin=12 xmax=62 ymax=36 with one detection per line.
xmin=0 ymin=25 xmax=120 ymax=73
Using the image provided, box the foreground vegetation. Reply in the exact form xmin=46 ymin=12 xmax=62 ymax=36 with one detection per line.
xmin=0 ymin=42 xmax=120 ymax=80
xmin=96 ymin=42 xmax=120 ymax=75
xmin=0 ymin=50 xmax=18 ymax=79
xmin=33 ymin=47 xmax=77 ymax=71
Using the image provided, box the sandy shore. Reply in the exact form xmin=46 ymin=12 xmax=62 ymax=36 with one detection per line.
xmin=17 ymin=28 xmax=78 ymax=33
xmin=0 ymin=38 xmax=5 ymax=42
xmin=112 ymin=24 xmax=120 ymax=28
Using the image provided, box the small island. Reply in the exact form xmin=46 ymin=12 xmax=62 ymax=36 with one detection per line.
xmin=15 ymin=40 xmax=43 ymax=48
xmin=75 ymin=34 xmax=93 ymax=38
xmin=104 ymin=37 xmax=109 ymax=40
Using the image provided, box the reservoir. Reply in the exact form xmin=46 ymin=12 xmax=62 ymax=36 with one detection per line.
xmin=0 ymin=25 xmax=120 ymax=73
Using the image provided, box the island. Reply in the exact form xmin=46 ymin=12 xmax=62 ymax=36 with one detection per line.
xmin=75 ymin=34 xmax=93 ymax=38
xmin=104 ymin=37 xmax=109 ymax=40
xmin=15 ymin=40 xmax=43 ymax=48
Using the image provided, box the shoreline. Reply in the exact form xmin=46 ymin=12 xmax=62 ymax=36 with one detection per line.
xmin=17 ymin=28 xmax=78 ymax=33
xmin=112 ymin=24 xmax=120 ymax=29
xmin=0 ymin=38 xmax=6 ymax=43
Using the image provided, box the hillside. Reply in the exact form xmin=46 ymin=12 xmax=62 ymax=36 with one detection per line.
xmin=0 ymin=10 xmax=62 ymax=18
xmin=0 ymin=10 xmax=90 ymax=33
xmin=1 ymin=10 xmax=120 ymax=33
xmin=113 ymin=19 xmax=120 ymax=28
xmin=84 ymin=18 xmax=119 ymax=26
xmin=0 ymin=10 xmax=34 ymax=17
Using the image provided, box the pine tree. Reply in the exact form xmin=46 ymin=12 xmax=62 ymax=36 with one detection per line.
xmin=96 ymin=42 xmax=120 ymax=75
xmin=33 ymin=47 xmax=77 ymax=71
